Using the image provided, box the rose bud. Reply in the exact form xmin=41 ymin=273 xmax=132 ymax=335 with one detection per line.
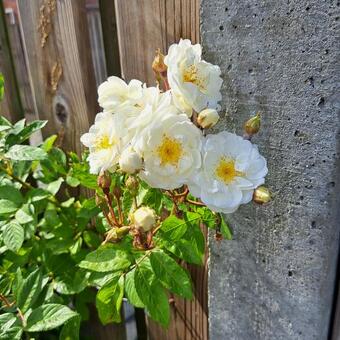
xmin=197 ymin=108 xmax=219 ymax=129
xmin=253 ymin=186 xmax=271 ymax=204
xmin=126 ymin=176 xmax=139 ymax=196
xmin=119 ymin=148 xmax=143 ymax=174
xmin=97 ymin=172 xmax=111 ymax=194
xmin=152 ymin=48 xmax=167 ymax=74
xmin=244 ymin=112 xmax=261 ymax=136
xmin=132 ymin=207 xmax=156 ymax=232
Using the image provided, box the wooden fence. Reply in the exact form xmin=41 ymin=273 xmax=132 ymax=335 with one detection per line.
xmin=0 ymin=0 xmax=205 ymax=339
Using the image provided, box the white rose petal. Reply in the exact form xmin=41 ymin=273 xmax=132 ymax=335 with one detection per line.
xmin=98 ymin=76 xmax=143 ymax=113
xmin=188 ymin=131 xmax=268 ymax=213
xmin=80 ymin=112 xmax=125 ymax=174
xmin=132 ymin=207 xmax=156 ymax=232
xmin=119 ymin=147 xmax=143 ymax=174
xmin=165 ymin=39 xmax=223 ymax=113
xmin=136 ymin=112 xmax=202 ymax=190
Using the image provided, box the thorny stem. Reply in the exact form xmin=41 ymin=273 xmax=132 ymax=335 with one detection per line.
xmin=186 ymin=198 xmax=206 ymax=207
xmin=0 ymin=294 xmax=13 ymax=308
xmin=104 ymin=192 xmax=120 ymax=227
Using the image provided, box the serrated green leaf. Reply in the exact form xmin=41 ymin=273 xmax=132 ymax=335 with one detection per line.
xmin=59 ymin=314 xmax=81 ymax=340
xmin=96 ymin=275 xmax=124 ymax=324
xmin=46 ymin=177 xmax=64 ymax=195
xmin=0 ymin=185 xmax=23 ymax=204
xmin=160 ymin=215 xmax=188 ymax=241
xmin=15 ymin=204 xmax=34 ymax=224
xmin=150 ymin=250 xmax=192 ymax=299
xmin=16 ymin=268 xmax=44 ymax=313
xmin=134 ymin=259 xmax=170 ymax=327
xmin=6 ymin=120 xmax=47 ymax=146
xmin=125 ymin=268 xmax=144 ymax=308
xmin=5 ymin=145 xmax=47 ymax=161
xmin=54 ymin=270 xmax=89 ymax=295
xmin=0 ymin=199 xmax=19 ymax=214
xmin=79 ymin=245 xmax=131 ymax=272
xmin=25 ymin=304 xmax=78 ymax=332
xmin=42 ymin=134 xmax=58 ymax=152
xmin=3 ymin=221 xmax=24 ymax=252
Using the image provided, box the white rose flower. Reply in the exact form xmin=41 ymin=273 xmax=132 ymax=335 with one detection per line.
xmin=119 ymin=147 xmax=143 ymax=174
xmin=98 ymin=76 xmax=143 ymax=113
xmin=164 ymin=39 xmax=223 ymax=113
xmin=197 ymin=108 xmax=220 ymax=129
xmin=80 ymin=112 xmax=125 ymax=174
xmin=188 ymin=132 xmax=268 ymax=213
xmin=132 ymin=207 xmax=156 ymax=232
xmin=136 ymin=113 xmax=202 ymax=190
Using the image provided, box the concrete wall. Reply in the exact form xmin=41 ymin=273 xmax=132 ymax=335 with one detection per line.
xmin=201 ymin=1 xmax=340 ymax=339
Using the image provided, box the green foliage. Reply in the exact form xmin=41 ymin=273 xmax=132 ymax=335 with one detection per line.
xmin=0 ymin=112 xmax=232 ymax=338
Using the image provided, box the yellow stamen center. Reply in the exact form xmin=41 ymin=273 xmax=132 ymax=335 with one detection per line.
xmin=183 ymin=65 xmax=206 ymax=90
xmin=215 ymin=158 xmax=243 ymax=184
xmin=157 ymin=136 xmax=183 ymax=166
xmin=95 ymin=135 xmax=113 ymax=150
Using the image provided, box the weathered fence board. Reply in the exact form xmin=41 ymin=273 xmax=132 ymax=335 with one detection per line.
xmin=0 ymin=1 xmax=23 ymax=122
xmin=114 ymin=0 xmax=200 ymax=85
xmin=16 ymin=0 xmax=98 ymax=154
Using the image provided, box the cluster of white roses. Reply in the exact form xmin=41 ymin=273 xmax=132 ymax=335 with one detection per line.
xmin=81 ymin=39 xmax=268 ymax=214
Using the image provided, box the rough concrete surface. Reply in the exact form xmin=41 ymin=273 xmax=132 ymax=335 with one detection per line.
xmin=201 ymin=1 xmax=340 ymax=339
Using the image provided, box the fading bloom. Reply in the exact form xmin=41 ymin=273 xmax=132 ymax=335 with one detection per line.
xmin=119 ymin=147 xmax=143 ymax=174
xmin=197 ymin=108 xmax=220 ymax=129
xmin=165 ymin=39 xmax=223 ymax=113
xmin=98 ymin=76 xmax=143 ymax=113
xmin=80 ymin=112 xmax=125 ymax=174
xmin=132 ymin=206 xmax=156 ymax=232
xmin=136 ymin=113 xmax=202 ymax=190
xmin=188 ymin=132 xmax=268 ymax=213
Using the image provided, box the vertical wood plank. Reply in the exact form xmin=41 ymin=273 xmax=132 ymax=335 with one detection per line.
xmin=113 ymin=1 xmax=205 ymax=338
xmin=114 ymin=0 xmax=200 ymax=85
xmin=16 ymin=0 xmax=98 ymax=154
xmin=0 ymin=1 xmax=23 ymax=122
xmin=99 ymin=0 xmax=121 ymax=77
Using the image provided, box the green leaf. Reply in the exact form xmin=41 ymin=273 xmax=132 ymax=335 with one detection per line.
xmin=0 ymin=199 xmax=19 ymax=214
xmin=150 ymin=250 xmax=192 ymax=299
xmin=220 ymin=216 xmax=232 ymax=240
xmin=96 ymin=275 xmax=124 ymax=324
xmin=5 ymin=145 xmax=47 ymax=161
xmin=134 ymin=259 xmax=170 ymax=327
xmin=15 ymin=204 xmax=34 ymax=224
xmin=79 ymin=245 xmax=131 ymax=272
xmin=0 ymin=313 xmax=22 ymax=340
xmin=141 ymin=188 xmax=162 ymax=212
xmin=42 ymin=134 xmax=58 ymax=152
xmin=160 ymin=215 xmax=188 ymax=241
xmin=164 ymin=215 xmax=205 ymax=265
xmin=16 ymin=268 xmax=44 ymax=313
xmin=54 ymin=270 xmax=89 ymax=295
xmin=25 ymin=304 xmax=78 ymax=332
xmin=0 ymin=74 xmax=4 ymax=101
xmin=3 ymin=221 xmax=24 ymax=252
xmin=59 ymin=314 xmax=81 ymax=340
xmin=46 ymin=177 xmax=64 ymax=195
xmin=6 ymin=120 xmax=47 ymax=146
xmin=125 ymin=268 xmax=144 ymax=308
xmin=83 ymin=230 xmax=101 ymax=249
xmin=66 ymin=175 xmax=80 ymax=187
xmin=0 ymin=185 xmax=23 ymax=204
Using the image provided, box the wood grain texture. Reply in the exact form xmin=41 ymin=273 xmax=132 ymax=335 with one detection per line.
xmin=16 ymin=0 xmax=98 ymax=154
xmin=0 ymin=1 xmax=23 ymax=122
xmin=114 ymin=0 xmax=200 ymax=85
xmin=99 ymin=0 xmax=121 ymax=77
